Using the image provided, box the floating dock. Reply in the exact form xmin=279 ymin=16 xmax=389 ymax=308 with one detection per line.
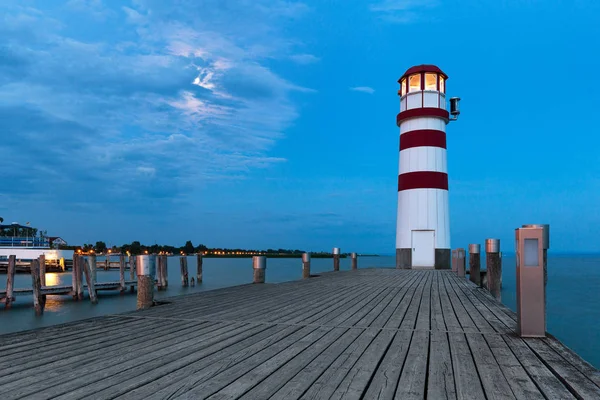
xmin=0 ymin=268 xmax=599 ymax=399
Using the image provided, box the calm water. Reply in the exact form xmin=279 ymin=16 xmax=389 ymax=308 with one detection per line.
xmin=0 ymin=254 xmax=598 ymax=368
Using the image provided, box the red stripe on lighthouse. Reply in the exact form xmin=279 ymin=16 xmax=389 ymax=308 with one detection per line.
xmin=400 ymin=129 xmax=446 ymax=151
xmin=396 ymin=108 xmax=449 ymax=126
xmin=398 ymin=171 xmax=448 ymax=191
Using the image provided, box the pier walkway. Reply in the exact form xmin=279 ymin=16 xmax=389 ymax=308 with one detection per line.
xmin=1 ymin=268 xmax=599 ymax=399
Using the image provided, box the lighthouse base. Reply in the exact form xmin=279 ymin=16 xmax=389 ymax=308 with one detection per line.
xmin=396 ymin=248 xmax=451 ymax=270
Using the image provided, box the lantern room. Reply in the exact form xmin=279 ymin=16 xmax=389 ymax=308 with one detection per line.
xmin=398 ymin=65 xmax=447 ymax=113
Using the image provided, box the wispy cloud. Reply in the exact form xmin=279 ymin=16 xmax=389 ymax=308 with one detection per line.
xmin=289 ymin=53 xmax=320 ymax=64
xmin=0 ymin=1 xmax=314 ymax=214
xmin=370 ymin=0 xmax=438 ymax=23
xmin=350 ymin=86 xmax=375 ymax=94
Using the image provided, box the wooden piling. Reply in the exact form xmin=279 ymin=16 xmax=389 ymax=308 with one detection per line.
xmin=350 ymin=252 xmax=358 ymax=270
xmin=180 ymin=256 xmax=189 ymax=287
xmin=82 ymin=258 xmax=98 ymax=304
xmin=72 ymin=255 xmax=79 ymax=300
xmin=469 ymin=244 xmax=481 ymax=286
xmin=136 ymin=255 xmax=154 ymax=310
xmin=39 ymin=255 xmax=46 ymax=287
xmin=485 ymin=239 xmax=502 ymax=299
xmin=59 ymin=257 xmax=65 ymax=272
xmin=252 ymin=256 xmax=266 ymax=284
xmin=30 ymin=259 xmax=43 ymax=315
xmin=38 ymin=255 xmax=47 ymax=309
xmin=190 ymin=277 xmax=195 ymax=287
xmin=119 ymin=254 xmax=126 ymax=292
xmin=77 ymin=256 xmax=84 ymax=300
xmin=129 ymin=255 xmax=135 ymax=293
xmin=332 ymin=248 xmax=340 ymax=272
xmin=163 ymin=255 xmax=168 ymax=287
xmin=89 ymin=254 xmax=97 ymax=284
xmin=302 ymin=253 xmax=311 ymax=279
xmin=196 ymin=253 xmax=203 ymax=283
xmin=456 ymin=248 xmax=466 ymax=277
xmin=105 ymin=255 xmax=110 ymax=270
xmin=5 ymin=255 xmax=16 ymax=309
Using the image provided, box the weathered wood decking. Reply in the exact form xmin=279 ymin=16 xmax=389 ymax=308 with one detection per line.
xmin=1 ymin=268 xmax=599 ymax=399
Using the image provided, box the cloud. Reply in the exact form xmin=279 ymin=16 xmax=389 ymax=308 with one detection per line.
xmin=350 ymin=86 xmax=375 ymax=94
xmin=0 ymin=1 xmax=314 ymax=215
xmin=289 ymin=53 xmax=320 ymax=64
xmin=370 ymin=0 xmax=439 ymax=23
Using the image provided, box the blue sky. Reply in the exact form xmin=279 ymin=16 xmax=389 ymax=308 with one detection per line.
xmin=1 ymin=0 xmax=600 ymax=253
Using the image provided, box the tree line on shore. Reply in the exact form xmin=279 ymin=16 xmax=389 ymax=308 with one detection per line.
xmin=60 ymin=240 xmax=350 ymax=257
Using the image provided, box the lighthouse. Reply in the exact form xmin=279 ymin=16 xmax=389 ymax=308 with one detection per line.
xmin=396 ymin=65 xmax=460 ymax=269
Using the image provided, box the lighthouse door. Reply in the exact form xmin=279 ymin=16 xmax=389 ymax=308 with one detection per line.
xmin=412 ymin=230 xmax=435 ymax=268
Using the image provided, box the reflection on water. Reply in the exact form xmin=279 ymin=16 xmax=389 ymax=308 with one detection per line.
xmin=44 ymin=273 xmax=61 ymax=287
xmin=0 ymin=254 xmax=599 ymax=369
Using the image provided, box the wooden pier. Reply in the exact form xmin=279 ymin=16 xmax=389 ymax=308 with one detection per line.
xmin=0 ymin=268 xmax=599 ymax=399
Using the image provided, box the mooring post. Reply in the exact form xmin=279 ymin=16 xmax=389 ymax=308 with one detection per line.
xmin=89 ymin=253 xmax=97 ymax=284
xmin=156 ymin=256 xmax=163 ymax=291
xmin=163 ymin=255 xmax=169 ymax=287
xmin=129 ymin=255 xmax=135 ymax=292
xmin=77 ymin=255 xmax=84 ymax=300
xmin=105 ymin=254 xmax=110 ymax=271
xmin=196 ymin=253 xmax=203 ymax=283
xmin=469 ymin=244 xmax=481 ymax=286
xmin=59 ymin=257 xmax=65 ymax=272
xmin=516 ymin=225 xmax=548 ymax=337
xmin=72 ymin=255 xmax=79 ymax=300
xmin=333 ymin=247 xmax=340 ymax=271
xmin=38 ymin=255 xmax=47 ymax=309
xmin=39 ymin=254 xmax=46 ymax=287
xmin=30 ymin=259 xmax=43 ymax=315
xmin=5 ymin=255 xmax=16 ymax=309
xmin=350 ymin=252 xmax=358 ymax=270
xmin=302 ymin=253 xmax=311 ymax=279
xmin=119 ymin=254 xmax=126 ymax=292
xmin=456 ymin=248 xmax=466 ymax=277
xmin=486 ymin=239 xmax=502 ymax=299
xmin=253 ymin=256 xmax=266 ymax=284
xmin=82 ymin=258 xmax=98 ymax=304
xmin=136 ymin=254 xmax=155 ymax=310
xmin=180 ymin=256 xmax=189 ymax=287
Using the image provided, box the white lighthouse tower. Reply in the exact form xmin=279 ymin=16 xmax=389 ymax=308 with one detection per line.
xmin=396 ymin=64 xmax=459 ymax=269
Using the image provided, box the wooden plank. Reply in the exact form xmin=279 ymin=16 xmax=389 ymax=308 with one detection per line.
xmin=395 ymin=330 xmax=430 ymax=399
xmin=300 ymin=329 xmax=378 ymax=399
xmin=484 ymin=333 xmax=545 ymax=399
xmin=209 ymin=327 xmax=345 ymax=399
xmin=427 ymin=331 xmax=456 ymax=399
xmin=399 ymin=271 xmax=429 ymax=330
xmin=449 ymin=332 xmax=486 ymax=400
xmin=12 ymin=322 xmax=261 ymax=399
xmin=466 ymin=333 xmax=516 ymax=399
xmin=269 ymin=328 xmax=365 ymax=400
xmin=328 ymin=329 xmax=396 ymax=400
xmin=121 ymin=324 xmax=298 ymax=400
xmin=525 ymin=338 xmax=600 ymax=398
xmin=441 ymin=272 xmax=478 ymax=333
xmin=0 ymin=320 xmax=211 ymax=392
xmin=415 ymin=272 xmax=432 ymax=331
xmin=171 ymin=325 xmax=328 ymax=399
xmin=4 ymin=255 xmax=15 ymax=309
xmin=369 ymin=270 xmax=423 ymax=328
xmin=502 ymin=334 xmax=576 ymax=399
xmin=384 ymin=271 xmax=427 ymax=329
xmin=543 ymin=336 xmax=600 ymax=388
xmin=362 ymin=329 xmax=412 ymax=399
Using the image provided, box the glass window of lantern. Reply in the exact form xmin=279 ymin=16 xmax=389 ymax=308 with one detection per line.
xmin=401 ymin=78 xmax=407 ymax=96
xmin=425 ymin=73 xmax=437 ymax=90
xmin=439 ymin=76 xmax=445 ymax=93
xmin=408 ymin=74 xmax=421 ymax=92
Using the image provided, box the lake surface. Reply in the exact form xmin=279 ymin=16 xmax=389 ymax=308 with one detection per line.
xmin=0 ymin=254 xmax=598 ymax=368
